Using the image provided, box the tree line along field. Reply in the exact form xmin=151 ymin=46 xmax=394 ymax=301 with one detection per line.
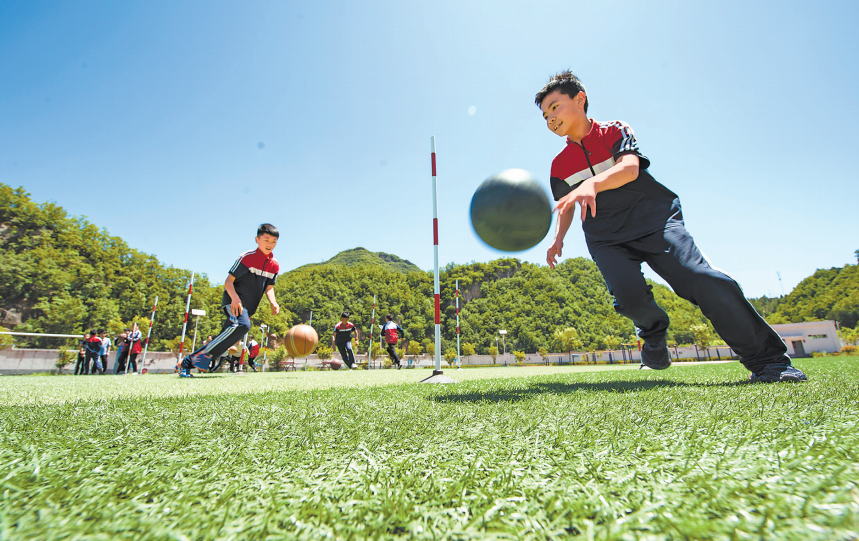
xmin=3 ymin=183 xmax=859 ymax=358
xmin=0 ymin=358 xmax=857 ymax=540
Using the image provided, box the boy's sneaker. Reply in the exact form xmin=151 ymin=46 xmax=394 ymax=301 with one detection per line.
xmin=641 ymin=341 xmax=671 ymax=370
xmin=185 ymin=352 xmax=211 ymax=372
xmin=749 ymin=364 xmax=807 ymax=383
xmin=179 ymin=368 xmax=194 ymax=378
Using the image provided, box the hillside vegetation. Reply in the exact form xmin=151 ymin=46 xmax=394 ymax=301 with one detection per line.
xmin=2 ymin=183 xmax=857 ymax=354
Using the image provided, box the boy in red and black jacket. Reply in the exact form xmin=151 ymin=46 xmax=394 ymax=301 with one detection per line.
xmin=380 ymin=314 xmax=404 ymax=369
xmin=84 ymin=329 xmax=104 ymax=374
xmin=536 ymin=71 xmax=805 ymax=383
xmin=181 ymin=224 xmax=281 ymax=377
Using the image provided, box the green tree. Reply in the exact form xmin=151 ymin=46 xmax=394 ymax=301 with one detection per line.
xmin=488 ymin=345 xmax=498 ymax=365
xmin=423 ymin=339 xmax=435 ymax=357
xmin=553 ymin=327 xmax=583 ymax=355
xmin=462 ymin=342 xmax=476 ymax=365
xmin=0 ymin=326 xmax=13 ymax=349
xmin=604 ymin=335 xmax=622 ymax=351
xmin=164 ymin=335 xmax=192 ymax=356
xmin=538 ymin=347 xmax=548 ymax=364
xmin=841 ymin=327 xmax=859 ymax=346
xmin=370 ymin=341 xmax=383 ymax=361
xmin=691 ymin=324 xmax=712 ymax=349
xmin=316 ymin=345 xmax=333 ymax=360
xmin=513 ymin=350 xmax=525 ymax=364
xmin=55 ymin=347 xmax=76 ymax=374
xmin=407 ymin=341 xmax=423 ymax=357
xmin=444 ymin=348 xmax=457 ymax=367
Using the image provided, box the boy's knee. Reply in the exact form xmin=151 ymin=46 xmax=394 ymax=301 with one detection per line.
xmin=610 ymin=283 xmax=655 ymax=314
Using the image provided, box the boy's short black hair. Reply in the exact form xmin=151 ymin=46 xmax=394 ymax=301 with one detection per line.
xmin=257 ymin=223 xmax=280 ymax=238
xmin=535 ymin=70 xmax=588 ymax=113
xmin=386 ymin=314 xmax=393 ymax=320
xmin=89 ymin=329 xmax=97 ymax=335
xmin=341 ymin=311 xmax=350 ymax=318
xmin=98 ymin=329 xmax=105 ymax=334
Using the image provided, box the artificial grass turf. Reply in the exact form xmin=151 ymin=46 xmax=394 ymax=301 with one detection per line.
xmin=0 ymin=359 xmax=857 ymax=540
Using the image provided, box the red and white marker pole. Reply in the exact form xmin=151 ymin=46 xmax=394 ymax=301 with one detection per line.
xmin=176 ymin=272 xmax=195 ymax=372
xmin=456 ymin=279 xmax=461 ymax=368
xmin=124 ymin=320 xmax=139 ymax=375
xmin=139 ymin=296 xmax=158 ymax=374
xmin=431 ymin=136 xmax=441 ymax=372
xmin=368 ymin=294 xmax=376 ymax=366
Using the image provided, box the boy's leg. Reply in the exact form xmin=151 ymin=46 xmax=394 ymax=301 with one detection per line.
xmin=589 ymin=242 xmax=671 ymax=344
xmin=387 ymin=343 xmax=400 ymax=366
xmin=128 ymin=353 xmax=138 ymax=373
xmin=336 ymin=344 xmax=350 ymax=367
xmin=182 ymin=307 xmax=250 ymax=372
xmin=640 ymin=225 xmax=795 ymax=375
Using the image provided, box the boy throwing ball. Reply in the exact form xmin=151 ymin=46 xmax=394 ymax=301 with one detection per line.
xmin=180 ymin=224 xmax=281 ymax=377
xmin=536 ymin=71 xmax=805 ymax=383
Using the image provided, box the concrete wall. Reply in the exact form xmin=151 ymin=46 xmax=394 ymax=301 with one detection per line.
xmin=1 ymin=344 xmax=742 ymax=375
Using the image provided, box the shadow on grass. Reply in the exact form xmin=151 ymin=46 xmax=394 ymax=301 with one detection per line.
xmin=432 ymin=378 xmax=750 ymax=403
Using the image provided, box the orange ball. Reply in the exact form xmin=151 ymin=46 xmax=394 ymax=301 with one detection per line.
xmin=284 ymin=324 xmax=319 ymax=358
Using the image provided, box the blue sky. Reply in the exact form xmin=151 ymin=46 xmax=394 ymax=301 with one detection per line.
xmin=1 ymin=0 xmax=857 ymax=298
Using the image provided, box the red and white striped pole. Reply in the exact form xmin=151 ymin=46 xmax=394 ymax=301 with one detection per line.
xmin=176 ymin=272 xmax=195 ymax=372
xmin=124 ymin=320 xmax=139 ymax=375
xmin=431 ymin=136 xmax=441 ymax=372
xmin=456 ymin=279 xmax=461 ymax=368
xmin=368 ymin=294 xmax=376 ymax=366
xmin=138 ymin=295 xmax=158 ymax=374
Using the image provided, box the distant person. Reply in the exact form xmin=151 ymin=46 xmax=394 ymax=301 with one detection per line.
xmin=247 ymin=334 xmax=260 ymax=372
xmin=98 ymin=329 xmax=111 ymax=373
xmin=74 ymin=332 xmax=89 ymax=375
xmin=117 ymin=326 xmax=142 ymax=374
xmin=332 ymin=311 xmax=360 ymax=370
xmin=83 ymin=329 xmax=103 ymax=374
xmin=227 ymin=340 xmax=249 ymax=373
xmin=113 ymin=330 xmax=127 ymax=374
xmin=535 ymin=70 xmax=806 ymax=383
xmin=180 ymin=224 xmax=281 ymax=377
xmin=380 ymin=314 xmax=404 ymax=369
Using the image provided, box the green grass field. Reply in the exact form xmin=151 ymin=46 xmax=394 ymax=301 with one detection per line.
xmin=1 ymin=359 xmax=858 ymax=540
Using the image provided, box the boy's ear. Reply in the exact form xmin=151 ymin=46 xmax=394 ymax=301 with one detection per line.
xmin=577 ymin=91 xmax=587 ymax=108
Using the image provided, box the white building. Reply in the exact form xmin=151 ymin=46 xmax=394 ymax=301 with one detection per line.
xmin=770 ymin=320 xmax=842 ymax=357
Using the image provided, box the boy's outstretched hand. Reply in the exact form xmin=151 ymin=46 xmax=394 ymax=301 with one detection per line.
xmin=546 ymin=239 xmax=563 ymax=269
xmin=230 ymin=298 xmax=244 ymax=316
xmin=555 ymin=180 xmax=597 ymax=222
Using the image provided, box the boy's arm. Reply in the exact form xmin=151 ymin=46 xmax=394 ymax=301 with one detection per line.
xmin=547 ymin=209 xmax=574 ymax=269
xmin=554 ymin=154 xmax=640 ymax=222
xmin=224 ymin=275 xmax=243 ymax=316
xmin=264 ymin=285 xmax=279 ymax=315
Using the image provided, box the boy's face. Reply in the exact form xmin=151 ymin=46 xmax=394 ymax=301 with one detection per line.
xmin=341 ymin=316 xmax=349 ymax=323
xmin=256 ymin=233 xmax=278 ymax=255
xmin=540 ymin=90 xmax=587 ymax=137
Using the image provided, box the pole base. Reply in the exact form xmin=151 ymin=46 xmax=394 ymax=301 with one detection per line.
xmin=419 ymin=370 xmax=457 ymax=384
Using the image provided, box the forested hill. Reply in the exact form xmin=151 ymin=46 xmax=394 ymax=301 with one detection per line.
xmin=2 ymin=183 xmax=857 ymax=354
xmin=293 ymin=247 xmax=422 ymax=274
xmin=750 ymin=265 xmax=859 ymax=329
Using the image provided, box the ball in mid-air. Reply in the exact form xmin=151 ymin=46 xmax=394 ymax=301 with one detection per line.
xmin=470 ymin=169 xmax=552 ymax=252
xmin=284 ymin=324 xmax=319 ymax=358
